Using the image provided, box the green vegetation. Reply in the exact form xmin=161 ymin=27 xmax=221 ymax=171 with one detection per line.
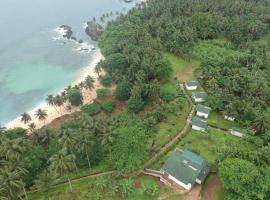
xmin=160 ymin=83 xmax=177 ymax=102
xmin=81 ymin=103 xmax=101 ymax=116
xmin=2 ymin=0 xmax=270 ymax=199
xmin=27 ymin=175 xmax=171 ymax=200
xmin=67 ymin=88 xmax=83 ymax=106
xmin=100 ymin=74 xmax=113 ymax=87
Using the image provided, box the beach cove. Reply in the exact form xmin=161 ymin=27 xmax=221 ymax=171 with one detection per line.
xmin=0 ymin=0 xmax=140 ymax=127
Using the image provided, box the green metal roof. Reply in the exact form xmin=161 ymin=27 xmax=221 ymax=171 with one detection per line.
xmin=186 ymin=80 xmax=198 ymax=87
xmin=193 ymin=92 xmax=207 ymax=99
xmin=192 ymin=117 xmax=208 ymax=129
xmin=161 ymin=149 xmax=211 ymax=186
xmin=182 ymin=150 xmax=204 ymax=165
xmin=232 ymin=127 xmax=243 ymax=133
xmin=197 ymin=104 xmax=211 ymax=114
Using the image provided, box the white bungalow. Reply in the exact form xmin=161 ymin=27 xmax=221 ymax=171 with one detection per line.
xmin=185 ymin=80 xmax=198 ymax=91
xmin=192 ymin=92 xmax=207 ymax=103
xmin=196 ymin=104 xmax=211 ymax=118
xmin=192 ymin=117 xmax=208 ymax=132
xmin=160 ymin=149 xmax=211 ymax=190
xmin=224 ymin=115 xmax=235 ymax=122
xmin=230 ymin=127 xmax=244 ymax=138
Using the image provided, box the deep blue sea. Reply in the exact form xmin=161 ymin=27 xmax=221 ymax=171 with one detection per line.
xmin=0 ymin=0 xmax=139 ymax=125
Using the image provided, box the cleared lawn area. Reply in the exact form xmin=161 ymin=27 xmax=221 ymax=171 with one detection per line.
xmin=155 ymin=96 xmax=192 ymax=148
xmin=150 ymin=127 xmax=253 ymax=170
xmin=208 ymin=112 xmax=241 ymax=130
xmin=28 ymin=175 xmax=173 ymax=200
xmin=164 ymin=52 xmax=199 ymax=82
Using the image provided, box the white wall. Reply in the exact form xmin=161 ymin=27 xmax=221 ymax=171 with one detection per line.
xmin=193 ymin=97 xmax=205 ymax=103
xmin=186 ymin=85 xmax=197 ymax=90
xmin=197 ymin=111 xmax=208 ymax=118
xmin=168 ymin=174 xmax=192 ymax=190
xmin=230 ymin=130 xmax=244 ymax=138
xmin=192 ymin=125 xmax=205 ymax=132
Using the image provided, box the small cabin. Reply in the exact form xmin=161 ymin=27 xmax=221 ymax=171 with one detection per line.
xmin=224 ymin=115 xmax=235 ymax=122
xmin=196 ymin=104 xmax=211 ymax=118
xmin=192 ymin=117 xmax=208 ymax=132
xmin=230 ymin=127 xmax=244 ymax=138
xmin=160 ymin=149 xmax=211 ymax=190
xmin=192 ymin=92 xmax=207 ymax=103
xmin=185 ymin=80 xmax=198 ymax=91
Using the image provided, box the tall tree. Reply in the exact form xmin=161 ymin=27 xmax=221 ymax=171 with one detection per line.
xmin=20 ymin=112 xmax=32 ymax=124
xmin=76 ymin=132 xmax=95 ymax=169
xmin=49 ymin=148 xmax=76 ymax=192
xmin=35 ymin=109 xmax=48 ymax=125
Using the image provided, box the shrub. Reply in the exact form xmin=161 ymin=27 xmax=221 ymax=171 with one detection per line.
xmin=100 ymin=74 xmax=112 ymax=86
xmin=81 ymin=103 xmax=101 ymax=116
xmin=126 ymin=96 xmax=145 ymax=113
xmin=118 ymin=178 xmax=134 ymax=198
xmin=142 ymin=182 xmax=160 ymax=197
xmin=160 ymin=84 xmax=177 ymax=101
xmin=115 ymin=81 xmax=132 ymax=101
xmin=102 ymin=101 xmax=116 ymax=113
xmin=68 ymin=88 xmax=83 ymax=106
xmin=96 ymin=88 xmax=110 ymax=98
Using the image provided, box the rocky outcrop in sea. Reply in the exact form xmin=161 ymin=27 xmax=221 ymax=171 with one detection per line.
xmin=85 ymin=20 xmax=104 ymax=41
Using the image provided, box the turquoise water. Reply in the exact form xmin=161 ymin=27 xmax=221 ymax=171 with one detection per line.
xmin=0 ymin=0 xmax=139 ymax=125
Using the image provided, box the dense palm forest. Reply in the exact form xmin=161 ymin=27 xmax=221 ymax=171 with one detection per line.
xmin=1 ymin=0 xmax=270 ymax=199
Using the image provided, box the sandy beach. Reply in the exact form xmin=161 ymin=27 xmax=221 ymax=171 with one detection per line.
xmin=6 ymin=49 xmax=104 ymax=131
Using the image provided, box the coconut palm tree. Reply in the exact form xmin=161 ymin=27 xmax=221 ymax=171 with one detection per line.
xmin=49 ymin=148 xmax=76 ymax=192
xmin=28 ymin=123 xmax=36 ymax=133
xmin=253 ymin=109 xmax=270 ymax=134
xmin=58 ymin=129 xmax=76 ymax=152
xmin=20 ymin=112 xmax=32 ymax=124
xmin=46 ymin=95 xmax=54 ymax=106
xmin=0 ymin=169 xmax=25 ymax=200
xmin=39 ymin=129 xmax=54 ymax=148
xmin=100 ymin=127 xmax=116 ymax=146
xmin=54 ymin=95 xmax=65 ymax=114
xmin=78 ymin=82 xmax=85 ymax=91
xmin=84 ymin=75 xmax=95 ymax=91
xmin=94 ymin=64 xmax=102 ymax=77
xmin=76 ymin=132 xmax=95 ymax=169
xmin=0 ymin=137 xmax=26 ymax=160
xmin=34 ymin=170 xmax=58 ymax=192
xmin=35 ymin=109 xmax=48 ymax=125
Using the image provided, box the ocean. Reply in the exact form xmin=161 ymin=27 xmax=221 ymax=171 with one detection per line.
xmin=0 ymin=0 xmax=139 ymax=126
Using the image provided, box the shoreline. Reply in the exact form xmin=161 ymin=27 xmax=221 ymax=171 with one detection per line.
xmin=5 ymin=49 xmax=104 ymax=131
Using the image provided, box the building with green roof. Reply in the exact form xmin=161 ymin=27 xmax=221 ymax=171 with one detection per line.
xmin=160 ymin=149 xmax=211 ymax=190
xmin=230 ymin=127 xmax=245 ymax=138
xmin=185 ymin=80 xmax=198 ymax=90
xmin=192 ymin=117 xmax=208 ymax=132
xmin=196 ymin=104 xmax=211 ymax=118
xmin=192 ymin=92 xmax=207 ymax=103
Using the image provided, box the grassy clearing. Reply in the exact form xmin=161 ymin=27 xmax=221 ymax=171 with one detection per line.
xmin=164 ymin=52 xmax=199 ymax=82
xmin=150 ymin=127 xmax=251 ymax=170
xmin=208 ymin=112 xmax=240 ymax=130
xmin=155 ymin=96 xmax=191 ymax=148
xmin=28 ymin=175 xmax=173 ymax=200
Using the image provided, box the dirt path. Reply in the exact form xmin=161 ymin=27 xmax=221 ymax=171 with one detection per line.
xmin=135 ymin=84 xmax=195 ymax=175
xmin=157 ymin=192 xmax=179 ymax=200
xmin=202 ymin=176 xmax=222 ymax=200
xmin=26 ymin=170 xmax=115 ymax=195
xmin=184 ymin=185 xmax=202 ymax=200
